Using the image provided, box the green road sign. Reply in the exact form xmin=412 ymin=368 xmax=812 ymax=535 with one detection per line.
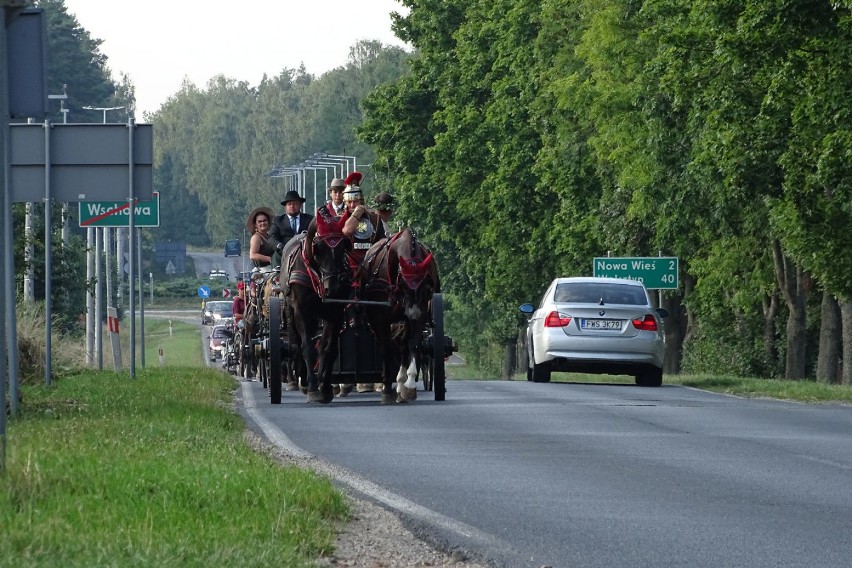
xmin=79 ymin=192 xmax=160 ymax=227
xmin=593 ymin=256 xmax=679 ymax=290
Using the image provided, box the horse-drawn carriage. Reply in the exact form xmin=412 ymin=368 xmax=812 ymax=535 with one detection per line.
xmin=246 ymin=224 xmax=454 ymax=405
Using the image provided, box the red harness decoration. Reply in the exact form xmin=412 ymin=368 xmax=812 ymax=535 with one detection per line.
xmin=398 ymin=252 xmax=434 ymax=290
xmin=316 ymin=207 xmax=349 ymax=236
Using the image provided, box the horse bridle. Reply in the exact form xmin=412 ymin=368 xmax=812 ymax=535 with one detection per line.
xmin=305 ymin=233 xmax=352 ymax=296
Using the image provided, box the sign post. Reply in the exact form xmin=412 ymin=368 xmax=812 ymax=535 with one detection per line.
xmin=107 ymin=306 xmax=122 ymax=371
xmin=592 ymin=256 xmax=679 ymax=290
xmin=79 ymin=192 xmax=160 ymax=227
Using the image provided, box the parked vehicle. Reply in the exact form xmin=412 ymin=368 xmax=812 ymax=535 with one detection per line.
xmin=519 ymin=277 xmax=668 ymax=386
xmin=209 ymin=269 xmax=228 ymax=281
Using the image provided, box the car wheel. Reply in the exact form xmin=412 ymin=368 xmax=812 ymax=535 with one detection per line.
xmin=531 ymin=361 xmax=551 ymax=383
xmin=636 ymin=366 xmax=662 ymax=387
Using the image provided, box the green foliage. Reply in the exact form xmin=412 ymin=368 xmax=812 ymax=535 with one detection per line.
xmin=150 ymin=40 xmax=410 ymax=247
xmin=37 ymin=0 xmax=133 ymax=120
xmin=2 ymin=369 xmax=347 ymax=566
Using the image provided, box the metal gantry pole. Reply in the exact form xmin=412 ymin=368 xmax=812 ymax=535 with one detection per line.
xmin=86 ymin=227 xmax=94 ymax=365
xmin=138 ymin=228 xmax=144 ymax=368
xmin=43 ymin=120 xmax=52 ymax=385
xmin=127 ymin=118 xmax=136 ymax=378
xmin=1 ymin=14 xmax=9 ymax=469
xmin=95 ymin=228 xmax=103 ymax=370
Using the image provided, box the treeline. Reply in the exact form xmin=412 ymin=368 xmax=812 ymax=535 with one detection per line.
xmin=356 ymin=0 xmax=851 ymax=382
xmin=150 ymin=42 xmax=411 ymax=246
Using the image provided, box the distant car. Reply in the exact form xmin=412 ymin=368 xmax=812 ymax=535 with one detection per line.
xmin=519 ymin=277 xmax=668 ymax=386
xmin=208 ymin=324 xmax=233 ymax=361
xmin=209 ymin=269 xmax=228 ymax=281
xmin=202 ymin=300 xmax=233 ymax=325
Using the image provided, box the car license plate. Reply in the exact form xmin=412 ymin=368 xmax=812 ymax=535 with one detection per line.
xmin=581 ymin=319 xmax=622 ymax=330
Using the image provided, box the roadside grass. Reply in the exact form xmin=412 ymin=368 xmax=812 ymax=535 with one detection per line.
xmin=448 ymin=356 xmax=851 ymax=404
xmin=142 ymin=318 xmax=205 ymax=368
xmin=2 ymin=367 xmax=348 ymax=567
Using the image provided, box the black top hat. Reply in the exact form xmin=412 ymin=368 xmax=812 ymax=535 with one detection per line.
xmin=280 ymin=190 xmax=306 ymax=206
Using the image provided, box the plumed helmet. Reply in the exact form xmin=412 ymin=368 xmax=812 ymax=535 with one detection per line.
xmin=342 ymin=171 xmax=363 ymax=202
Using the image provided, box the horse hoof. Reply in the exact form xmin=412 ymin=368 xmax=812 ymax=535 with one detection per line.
xmin=357 ymin=383 xmax=374 ymax=393
xmin=380 ymin=393 xmax=397 ymax=405
xmin=395 ymin=394 xmax=409 ymax=404
xmin=307 ymin=391 xmax=325 ymax=403
xmin=284 ymin=381 xmax=299 ymax=391
xmin=399 ymin=386 xmax=417 ymax=401
xmin=341 ymin=384 xmax=354 ymax=395
xmin=337 ymin=387 xmax=349 ymax=398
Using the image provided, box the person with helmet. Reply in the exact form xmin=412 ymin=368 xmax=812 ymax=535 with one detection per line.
xmin=341 ymin=171 xmax=386 ymax=263
xmin=339 ymin=172 xmax=387 ymax=394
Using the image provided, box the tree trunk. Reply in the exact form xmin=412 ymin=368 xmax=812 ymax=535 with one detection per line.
xmin=772 ymin=240 xmax=809 ymax=380
xmin=816 ymin=292 xmax=841 ymax=384
xmin=501 ymin=339 xmax=516 ymax=380
xmin=762 ymin=291 xmax=780 ymax=376
xmin=840 ymin=299 xmax=852 ymax=385
xmin=517 ymin=328 xmax=528 ymax=373
xmin=662 ymin=274 xmax=693 ymax=376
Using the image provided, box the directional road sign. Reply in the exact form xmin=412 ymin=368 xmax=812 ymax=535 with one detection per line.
xmin=197 ymin=286 xmax=211 ymax=299
xmin=593 ymin=256 xmax=679 ymax=290
xmin=79 ymin=192 xmax=160 ymax=227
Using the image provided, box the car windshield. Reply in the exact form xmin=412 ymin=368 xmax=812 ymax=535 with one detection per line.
xmin=207 ymin=302 xmax=233 ymax=316
xmin=211 ymin=327 xmax=232 ymax=338
xmin=553 ymin=282 xmax=647 ymax=305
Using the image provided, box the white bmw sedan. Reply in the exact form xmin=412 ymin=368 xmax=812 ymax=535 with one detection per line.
xmin=519 ymin=277 xmax=668 ymax=386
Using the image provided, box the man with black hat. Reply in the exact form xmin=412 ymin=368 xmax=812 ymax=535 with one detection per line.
xmin=270 ymin=189 xmax=314 ymax=265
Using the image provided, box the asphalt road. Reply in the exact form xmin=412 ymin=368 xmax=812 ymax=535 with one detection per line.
xmin=238 ymin=379 xmax=852 ymax=568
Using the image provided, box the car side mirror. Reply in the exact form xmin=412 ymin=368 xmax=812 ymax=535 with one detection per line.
xmin=656 ymin=307 xmax=669 ymax=319
xmin=519 ymin=303 xmax=535 ymax=315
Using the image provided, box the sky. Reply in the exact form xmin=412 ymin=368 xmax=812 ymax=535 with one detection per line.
xmin=62 ymin=0 xmax=411 ymax=117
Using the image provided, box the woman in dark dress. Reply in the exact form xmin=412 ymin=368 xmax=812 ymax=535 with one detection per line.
xmin=246 ymin=206 xmax=276 ymax=268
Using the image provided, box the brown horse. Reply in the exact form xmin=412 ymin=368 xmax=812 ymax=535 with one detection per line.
xmin=358 ymin=227 xmax=440 ymax=403
xmin=280 ymin=214 xmax=353 ymax=403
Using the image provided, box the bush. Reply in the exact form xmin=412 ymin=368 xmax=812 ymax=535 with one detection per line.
xmin=15 ymin=299 xmax=87 ymax=384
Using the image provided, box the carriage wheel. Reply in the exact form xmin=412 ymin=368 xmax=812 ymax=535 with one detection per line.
xmin=430 ymin=293 xmax=446 ymax=401
xmin=258 ymin=325 xmax=268 ymax=389
xmin=236 ymin=331 xmax=247 ymax=378
xmin=269 ymin=297 xmax=283 ymax=404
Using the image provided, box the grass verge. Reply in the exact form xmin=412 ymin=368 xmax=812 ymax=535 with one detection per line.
xmin=450 ymin=357 xmax=851 ymax=404
xmin=2 ymin=368 xmax=347 ymax=567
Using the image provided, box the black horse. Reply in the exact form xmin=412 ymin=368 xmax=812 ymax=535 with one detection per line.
xmin=358 ymin=227 xmax=440 ymax=404
xmin=280 ymin=214 xmax=353 ymax=403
